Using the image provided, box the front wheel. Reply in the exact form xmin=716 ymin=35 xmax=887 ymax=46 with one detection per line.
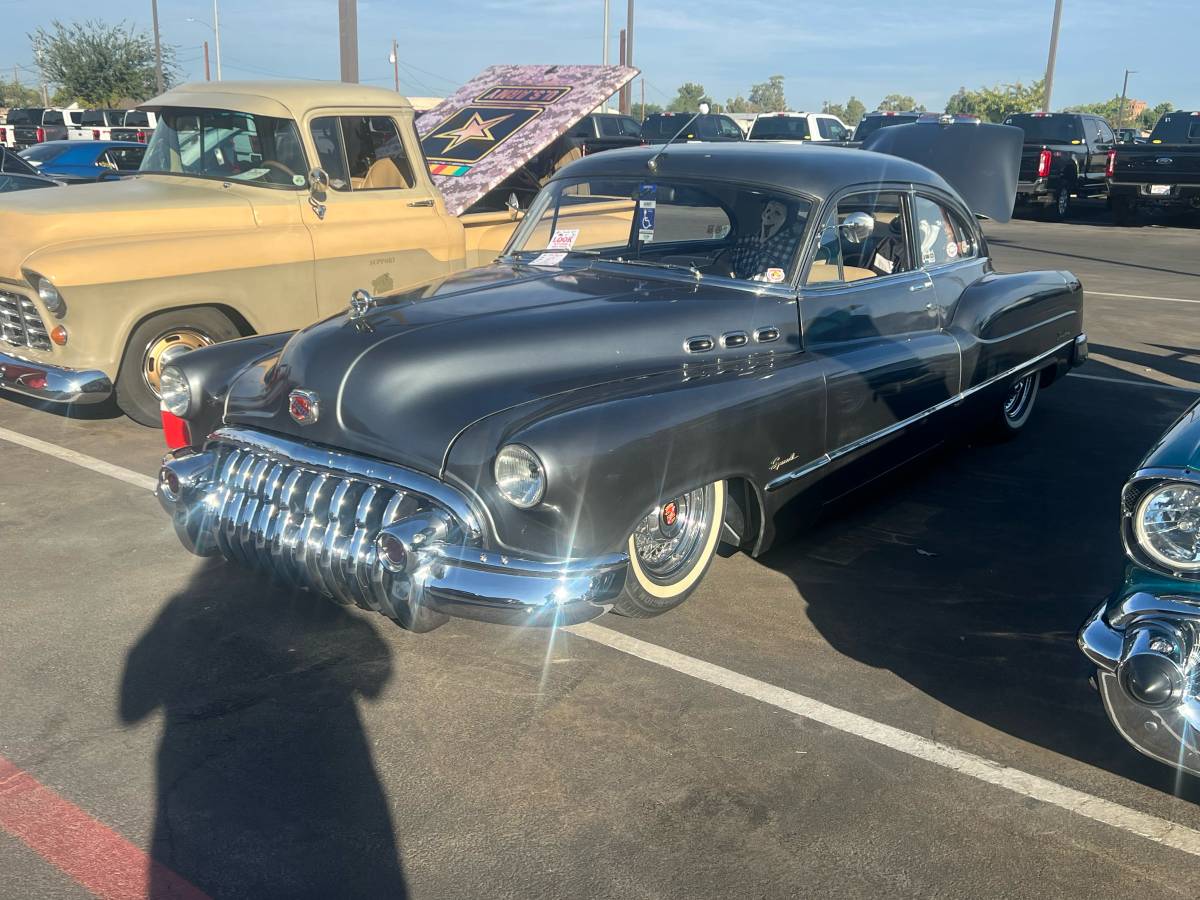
xmin=611 ymin=480 xmax=726 ymax=618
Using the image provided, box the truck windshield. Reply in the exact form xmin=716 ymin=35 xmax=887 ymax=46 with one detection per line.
xmin=140 ymin=108 xmax=308 ymax=189
xmin=749 ymin=116 xmax=810 ymax=140
xmin=1003 ymin=114 xmax=1083 ymax=144
xmin=505 ymin=175 xmax=813 ymax=286
xmin=1148 ymin=112 xmax=1200 ymax=144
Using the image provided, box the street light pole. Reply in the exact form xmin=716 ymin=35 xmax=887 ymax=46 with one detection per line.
xmin=1117 ymin=68 xmax=1136 ymax=132
xmin=338 ymin=0 xmax=359 ymax=83
xmin=1042 ymin=0 xmax=1064 ymax=112
xmin=602 ymin=0 xmax=609 ymax=65
xmin=150 ymin=0 xmax=164 ymax=93
xmin=390 ymin=39 xmax=400 ymax=93
xmin=204 ymin=41 xmax=211 ymax=82
xmin=213 ymin=0 xmax=222 ymax=80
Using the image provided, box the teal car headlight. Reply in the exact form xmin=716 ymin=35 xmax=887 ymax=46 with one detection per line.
xmin=1134 ymin=482 xmax=1200 ymax=573
xmin=494 ymin=444 xmax=545 ymax=509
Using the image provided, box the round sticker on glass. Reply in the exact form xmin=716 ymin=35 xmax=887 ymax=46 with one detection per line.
xmin=945 ymin=242 xmax=958 ymax=259
xmin=293 ymin=174 xmax=307 ymax=187
xmin=764 ymin=267 xmax=786 ymax=283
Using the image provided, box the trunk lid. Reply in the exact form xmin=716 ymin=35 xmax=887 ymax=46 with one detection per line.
xmin=1111 ymin=146 xmax=1200 ymax=184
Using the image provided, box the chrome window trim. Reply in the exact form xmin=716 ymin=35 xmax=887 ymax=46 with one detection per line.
xmin=766 ymin=338 xmax=1073 ymax=491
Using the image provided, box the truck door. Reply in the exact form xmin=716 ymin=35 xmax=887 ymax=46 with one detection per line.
xmin=801 ymin=188 xmax=960 ymax=454
xmin=301 ymin=110 xmax=457 ymax=318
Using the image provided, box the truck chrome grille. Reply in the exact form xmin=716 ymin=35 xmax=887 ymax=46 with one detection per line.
xmin=202 ymin=438 xmax=463 ymax=608
xmin=0 ymin=290 xmax=51 ymax=351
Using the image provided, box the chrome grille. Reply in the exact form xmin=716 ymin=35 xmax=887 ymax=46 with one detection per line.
xmin=202 ymin=440 xmax=459 ymax=609
xmin=0 ymin=290 xmax=51 ymax=351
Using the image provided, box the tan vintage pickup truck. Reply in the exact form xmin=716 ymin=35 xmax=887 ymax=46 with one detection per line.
xmin=0 ymin=67 xmax=634 ymax=424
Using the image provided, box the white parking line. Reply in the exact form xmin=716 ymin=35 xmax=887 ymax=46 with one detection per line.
xmin=569 ymin=623 xmax=1200 ymax=858
xmin=1089 ymin=290 xmax=1200 ymax=305
xmin=6 ymin=425 xmax=1200 ymax=859
xmin=1069 ymin=372 xmax=1199 ymax=394
xmin=0 ymin=426 xmax=157 ymax=492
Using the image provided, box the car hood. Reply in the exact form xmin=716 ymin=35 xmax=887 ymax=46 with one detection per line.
xmin=0 ymin=175 xmax=256 ymax=279
xmin=1139 ymin=398 xmax=1200 ymax=472
xmin=223 ymin=263 xmax=796 ymax=476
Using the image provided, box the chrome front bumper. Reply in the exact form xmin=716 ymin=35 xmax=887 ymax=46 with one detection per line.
xmin=1079 ymin=592 xmax=1200 ymax=777
xmin=158 ymin=428 xmax=627 ymax=628
xmin=0 ymin=349 xmax=112 ymax=404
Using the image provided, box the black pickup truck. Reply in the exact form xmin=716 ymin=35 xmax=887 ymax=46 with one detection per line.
xmin=566 ymin=113 xmax=643 ymax=154
xmin=1003 ymin=112 xmax=1115 ymax=220
xmin=1107 ymin=110 xmax=1200 ymax=225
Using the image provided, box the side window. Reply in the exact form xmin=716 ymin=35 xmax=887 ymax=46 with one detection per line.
xmin=805 ymin=191 xmax=913 ymax=286
xmin=913 ymin=195 xmax=978 ymax=267
xmin=310 ymin=116 xmax=351 ymax=191
xmin=341 ymin=116 xmax=415 ymax=190
xmin=717 ymin=117 xmax=742 ymax=138
xmin=620 ymin=117 xmax=641 ymax=136
xmin=816 ymin=118 xmax=835 ymax=139
xmin=1097 ymin=120 xmax=1115 ymax=144
xmin=106 ymin=147 xmax=145 ymax=170
xmin=572 ymin=118 xmax=594 ymax=138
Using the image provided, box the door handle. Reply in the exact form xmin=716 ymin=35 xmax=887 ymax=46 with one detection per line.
xmin=908 ymin=280 xmax=931 ymax=292
xmin=407 ymin=198 xmax=435 ymax=208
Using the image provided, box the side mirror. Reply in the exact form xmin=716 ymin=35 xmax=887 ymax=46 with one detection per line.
xmin=505 ymin=192 xmax=521 ymax=218
xmin=839 ymin=211 xmax=875 ymax=244
xmin=309 ymin=167 xmax=329 ymax=192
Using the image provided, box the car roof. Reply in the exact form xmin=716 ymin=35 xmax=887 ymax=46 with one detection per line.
xmin=141 ymin=80 xmax=413 ymax=120
xmin=553 ymin=141 xmax=955 ymax=201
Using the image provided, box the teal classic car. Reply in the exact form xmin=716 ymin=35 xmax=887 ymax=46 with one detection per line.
xmin=1079 ymin=399 xmax=1200 ymax=777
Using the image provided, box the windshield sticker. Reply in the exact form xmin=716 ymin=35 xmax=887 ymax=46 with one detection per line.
xmin=872 ymin=253 xmax=895 ymax=275
xmin=292 ymin=174 xmax=307 ymax=187
xmin=548 ymin=229 xmax=579 ymax=251
xmin=763 ymin=267 xmax=786 ymax=283
xmin=638 ymin=204 xmax=656 ymax=243
xmin=945 ymin=242 xmax=959 ymax=259
xmin=530 ymin=251 xmax=567 ymax=267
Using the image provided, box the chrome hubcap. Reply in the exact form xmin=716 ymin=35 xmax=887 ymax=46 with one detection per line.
xmin=1004 ymin=375 xmax=1034 ymax=420
xmin=142 ymin=328 xmax=214 ymax=396
xmin=632 ymin=486 xmax=713 ymax=581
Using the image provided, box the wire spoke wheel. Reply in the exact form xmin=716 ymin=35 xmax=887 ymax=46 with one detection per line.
xmin=1004 ymin=374 xmax=1036 ymax=422
xmin=632 ymin=486 xmax=714 ymax=583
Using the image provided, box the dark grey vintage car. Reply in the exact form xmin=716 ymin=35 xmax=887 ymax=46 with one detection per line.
xmin=156 ymin=126 xmax=1087 ymax=631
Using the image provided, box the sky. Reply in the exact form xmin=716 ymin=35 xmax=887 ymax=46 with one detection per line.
xmin=2 ymin=0 xmax=1197 ymax=113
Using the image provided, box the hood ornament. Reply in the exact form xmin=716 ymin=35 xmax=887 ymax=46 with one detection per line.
xmin=348 ymin=288 xmax=375 ymax=320
xmin=288 ymin=389 xmax=320 ymax=425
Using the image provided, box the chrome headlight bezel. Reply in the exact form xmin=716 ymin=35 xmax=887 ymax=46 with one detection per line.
xmin=1123 ymin=470 xmax=1200 ymax=579
xmin=23 ymin=269 xmax=65 ymax=317
xmin=159 ymin=364 xmax=193 ymax=418
xmin=493 ymin=444 xmax=546 ymax=509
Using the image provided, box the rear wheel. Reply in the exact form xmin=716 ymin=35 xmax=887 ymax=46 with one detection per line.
xmin=116 ymin=308 xmax=240 ymax=426
xmin=612 ymin=480 xmax=726 ymax=618
xmin=988 ymin=372 xmax=1040 ymax=439
xmin=1042 ymin=183 xmax=1071 ymax=221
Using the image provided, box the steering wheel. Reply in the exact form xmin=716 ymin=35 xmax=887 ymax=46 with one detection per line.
xmin=260 ymin=159 xmax=299 ymax=181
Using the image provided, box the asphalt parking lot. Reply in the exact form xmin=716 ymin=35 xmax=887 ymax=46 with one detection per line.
xmin=2 ymin=201 xmax=1199 ymax=899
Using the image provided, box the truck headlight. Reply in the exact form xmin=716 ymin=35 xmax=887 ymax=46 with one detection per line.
xmin=23 ymin=270 xmax=65 ymax=317
xmin=159 ymin=364 xmax=192 ymax=417
xmin=494 ymin=444 xmax=545 ymax=508
xmin=1135 ymin=482 xmax=1200 ymax=573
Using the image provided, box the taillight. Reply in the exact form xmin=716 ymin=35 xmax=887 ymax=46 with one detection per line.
xmin=92 ymin=129 xmax=100 ymax=140
xmin=137 ymin=130 xmax=146 ymax=143
xmin=1105 ymin=149 xmax=1117 ymax=178
xmin=1036 ymin=148 xmax=1052 ymax=178
xmin=161 ymin=410 xmax=192 ymax=450
xmin=36 ymin=127 xmax=45 ymax=143
xmin=0 ymin=127 xmax=6 ymax=142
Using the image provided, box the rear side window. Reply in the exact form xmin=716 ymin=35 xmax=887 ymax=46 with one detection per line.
xmin=310 ymin=116 xmax=415 ymax=191
xmin=913 ymin=195 xmax=977 ymax=267
xmin=105 ymin=146 xmax=146 ymax=170
xmin=124 ymin=110 xmax=150 ymax=127
xmin=806 ymin=190 xmax=913 ymax=285
xmin=749 ymin=116 xmax=809 ymax=140
xmin=19 ymin=143 xmax=67 ymax=163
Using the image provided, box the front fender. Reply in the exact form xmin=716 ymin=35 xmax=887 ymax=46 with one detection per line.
xmin=175 ymin=331 xmax=295 ymax=440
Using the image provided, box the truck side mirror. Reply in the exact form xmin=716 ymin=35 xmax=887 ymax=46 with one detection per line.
xmin=505 ymin=192 xmax=523 ymax=220
xmin=309 ymin=167 xmax=329 ymax=193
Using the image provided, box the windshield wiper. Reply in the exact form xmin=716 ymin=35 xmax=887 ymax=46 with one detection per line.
xmin=611 ymin=257 xmax=703 ymax=279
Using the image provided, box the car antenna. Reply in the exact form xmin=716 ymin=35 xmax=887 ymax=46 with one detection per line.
xmin=647 ymin=103 xmax=709 ymax=173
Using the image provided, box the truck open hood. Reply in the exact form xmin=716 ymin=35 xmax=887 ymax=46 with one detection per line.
xmin=0 ymin=176 xmax=256 ymax=279
xmin=861 ymin=122 xmax=1024 ymax=223
xmin=416 ymin=64 xmax=638 ymax=217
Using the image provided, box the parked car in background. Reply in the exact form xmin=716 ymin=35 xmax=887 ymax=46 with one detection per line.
xmin=852 ymin=110 xmax=922 ymax=142
xmin=19 ymin=140 xmax=147 ymax=183
xmin=1115 ymin=127 xmax=1146 ymax=145
xmin=5 ymin=108 xmax=70 ymax=149
xmin=0 ymin=146 xmax=62 ymax=192
xmin=566 ymin=113 xmax=642 ymax=154
xmin=1106 ymin=110 xmax=1200 ymax=225
xmin=726 ymin=112 xmax=759 ymax=136
xmin=112 ymin=109 xmax=157 ymax=143
xmin=1003 ymin=111 xmax=1114 ymax=219
xmin=747 ymin=111 xmax=852 ymax=143
xmin=641 ymin=112 xmax=744 ymax=143
xmin=154 ymin=124 xmax=1084 ymax=634
xmin=1079 ymin=398 xmax=1200 ymax=781
xmin=70 ymin=109 xmax=130 ymax=141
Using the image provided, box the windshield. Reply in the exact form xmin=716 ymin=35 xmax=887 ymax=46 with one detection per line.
xmin=749 ymin=116 xmax=810 ymax=141
xmin=140 ymin=108 xmax=307 ymax=188
xmin=8 ymin=109 xmax=44 ymax=126
xmin=853 ymin=114 xmax=919 ymax=141
xmin=19 ymin=144 xmax=67 ymax=164
xmin=1003 ymin=114 xmax=1083 ymax=144
xmin=505 ymin=175 xmax=813 ymax=286
xmin=1149 ymin=112 xmax=1200 ymax=144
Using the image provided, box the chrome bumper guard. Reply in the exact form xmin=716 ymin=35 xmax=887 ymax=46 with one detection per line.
xmin=0 ymin=349 xmax=112 ymax=404
xmin=158 ymin=427 xmax=627 ymax=627
xmin=1079 ymin=592 xmax=1200 ymax=777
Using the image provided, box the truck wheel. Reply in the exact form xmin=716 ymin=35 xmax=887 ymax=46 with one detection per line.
xmin=612 ymin=480 xmax=725 ymax=618
xmin=1042 ymin=183 xmax=1071 ymax=221
xmin=116 ymin=308 xmax=240 ymax=426
xmin=1112 ymin=197 xmax=1137 ymax=227
xmin=988 ymin=373 xmax=1040 ymax=439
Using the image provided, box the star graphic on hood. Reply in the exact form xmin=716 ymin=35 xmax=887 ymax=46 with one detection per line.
xmin=433 ymin=112 xmax=513 ymax=152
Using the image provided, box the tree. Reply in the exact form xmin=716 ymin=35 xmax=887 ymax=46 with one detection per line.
xmin=637 ymin=101 xmax=663 ymax=119
xmin=0 ymin=77 xmax=41 ymax=108
xmin=725 ymin=95 xmax=757 ymax=114
xmin=822 ymin=96 xmax=866 ymax=126
xmin=29 ymin=19 xmax=179 ymax=106
xmin=876 ymin=93 xmax=923 ymax=113
xmin=945 ymin=79 xmax=1044 ymax=122
xmin=667 ymin=82 xmax=713 ymax=113
xmin=748 ymin=75 xmax=787 ymax=113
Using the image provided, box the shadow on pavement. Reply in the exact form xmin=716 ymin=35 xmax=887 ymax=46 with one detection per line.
xmin=763 ymin=382 xmax=1200 ymax=799
xmin=1 ymin=391 xmax=125 ymax=421
xmin=119 ymin=560 xmax=407 ymax=899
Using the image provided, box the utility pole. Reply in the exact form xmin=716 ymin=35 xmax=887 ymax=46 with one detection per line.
xmin=618 ymin=29 xmax=628 ymax=113
xmin=1116 ymin=68 xmax=1136 ymax=131
xmin=640 ymin=78 xmax=645 ymax=121
xmin=1042 ymin=0 xmax=1064 ymax=112
xmin=338 ymin=0 xmax=359 ymax=83
xmin=626 ymin=0 xmax=634 ymax=72
xmin=204 ymin=41 xmax=211 ymax=82
xmin=213 ymin=0 xmax=222 ymax=80
xmin=602 ymin=0 xmax=609 ymax=65
xmin=150 ymin=0 xmax=164 ymax=94
xmin=391 ymin=38 xmax=400 ymax=93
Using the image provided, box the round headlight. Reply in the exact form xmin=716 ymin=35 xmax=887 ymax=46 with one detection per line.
xmin=37 ymin=277 xmax=64 ymax=316
xmin=159 ymin=364 xmax=192 ymax=417
xmin=494 ymin=444 xmax=546 ymax=509
xmin=1135 ymin=481 xmax=1200 ymax=573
